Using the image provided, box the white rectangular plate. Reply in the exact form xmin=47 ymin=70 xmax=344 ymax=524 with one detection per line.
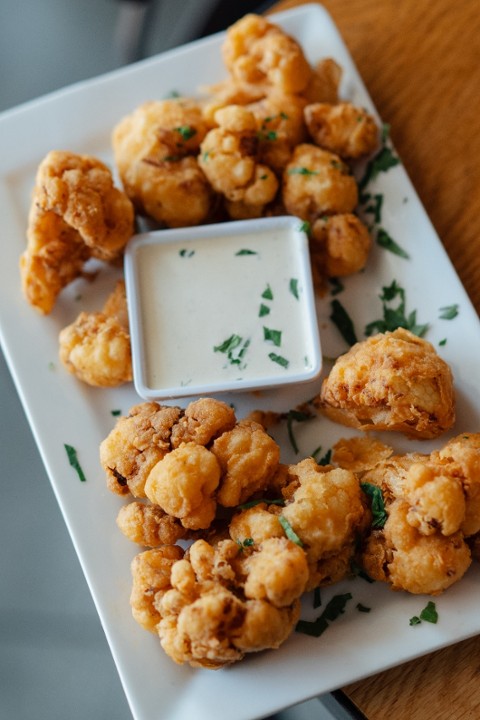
xmin=1 ymin=4 xmax=479 ymax=720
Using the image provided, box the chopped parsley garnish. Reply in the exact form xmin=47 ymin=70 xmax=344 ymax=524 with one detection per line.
xmin=364 ymin=193 xmax=384 ymax=223
xmin=236 ymin=537 xmax=254 ymax=551
xmin=439 ymin=338 xmax=447 ymax=346
xmin=364 ymin=280 xmax=428 ymax=337
xmin=179 ymin=248 xmax=195 ymax=257
xmin=410 ymin=601 xmax=438 ymax=626
xmin=317 ymin=448 xmax=332 ymax=466
xmin=360 ymin=482 xmax=387 ymax=528
xmin=329 ymin=277 xmax=344 ymax=296
xmin=439 ymin=304 xmax=459 ymax=320
xmin=279 ymin=515 xmax=304 ymax=547
xmin=258 ymin=129 xmax=278 ymax=141
xmin=376 ymin=228 xmax=409 ymax=259
xmin=259 ymin=303 xmax=270 ymax=317
xmin=269 ymin=352 xmax=289 ymax=368
xmin=313 ymin=587 xmax=322 ymax=609
xmin=174 ymin=125 xmax=196 ymax=140
xmin=289 ymin=278 xmax=299 ymax=299
xmin=287 ymin=167 xmax=319 ymax=176
xmin=263 ymin=326 xmax=282 ymax=347
xmin=298 ymin=220 xmax=311 ymax=234
xmin=356 ymin=603 xmax=371 ymax=613
xmin=111 ymin=409 xmax=122 ymax=416
xmin=262 ymin=284 xmax=274 ymax=300
xmin=238 ymin=497 xmax=285 ymax=510
xmin=214 ymin=334 xmax=250 ymax=367
xmin=330 ymin=299 xmax=358 ymax=346
xmin=350 ymin=559 xmax=375 ymax=583
xmin=296 ymin=592 xmax=353 ymax=637
xmin=235 ymin=248 xmax=257 ymax=256
xmin=358 ymin=130 xmax=400 ymax=190
xmin=64 ymin=444 xmax=87 ymax=482
xmin=286 ymin=409 xmax=311 ymax=454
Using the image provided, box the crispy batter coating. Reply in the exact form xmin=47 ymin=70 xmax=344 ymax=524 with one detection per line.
xmin=229 ymin=503 xmax=284 ymax=545
xmin=281 ymin=459 xmax=365 ymax=589
xmin=112 ymin=99 xmax=212 ymax=227
xmin=199 ymin=105 xmax=278 ymax=218
xmin=59 ymin=280 xmax=132 ymax=387
xmin=212 ymin=420 xmax=281 ymax=506
xmin=116 ymin=500 xmax=189 ymax=546
xmin=310 ymin=213 xmax=371 ymax=277
xmin=145 ymin=443 xmax=221 ymax=530
xmin=130 ymin=545 xmax=184 ymax=632
xmin=20 ymin=151 xmax=134 ymax=313
xmin=304 ymin=102 xmax=379 ymax=159
xmin=332 ymin=436 xmax=394 ymax=474
xmin=318 ymin=328 xmax=456 ymax=439
xmin=100 ymin=402 xmax=182 ymax=497
xmin=100 ymin=398 xmax=236 ymax=498
xmin=282 ymin=143 xmax=358 ymax=223
xmin=222 ymin=14 xmax=312 ymax=95
xmin=361 ymin=499 xmax=471 ymax=595
xmin=155 ymin=538 xmax=304 ymax=668
xmin=200 ymin=79 xmax=265 ymax=127
xmin=302 ymin=58 xmax=342 ymax=104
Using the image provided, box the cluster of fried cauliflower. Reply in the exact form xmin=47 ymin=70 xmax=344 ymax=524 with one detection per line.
xmin=100 ymin=391 xmax=480 ymax=670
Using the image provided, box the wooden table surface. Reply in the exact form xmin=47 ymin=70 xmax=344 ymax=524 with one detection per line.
xmin=269 ymin=1 xmax=480 ymax=718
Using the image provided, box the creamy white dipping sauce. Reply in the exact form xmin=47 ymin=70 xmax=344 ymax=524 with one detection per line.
xmin=125 ymin=217 xmax=321 ymax=399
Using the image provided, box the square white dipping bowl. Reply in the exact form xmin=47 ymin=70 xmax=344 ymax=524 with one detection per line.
xmin=124 ymin=216 xmax=322 ymax=400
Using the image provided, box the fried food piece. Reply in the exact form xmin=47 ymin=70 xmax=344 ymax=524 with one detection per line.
xmin=130 ymin=545 xmax=184 ymax=632
xmin=100 ymin=398 xmax=236 ymax=498
xmin=200 ymin=79 xmax=265 ymax=127
xmin=305 ymin=102 xmax=379 ymax=159
xmin=116 ymin=500 xmax=189 ymax=546
xmin=302 ymin=58 xmax=342 ymax=104
xmin=310 ymin=213 xmax=372 ymax=277
xmin=282 ymin=144 xmax=358 ymax=223
xmin=281 ymin=459 xmax=365 ymax=589
xmin=332 ymin=436 xmax=394 ymax=473
xmin=58 ymin=280 xmax=132 ymax=387
xmin=156 ymin=538 xmax=305 ymax=668
xmin=198 ymin=105 xmax=278 ymax=218
xmin=100 ymin=402 xmax=183 ymax=497
xmin=318 ymin=328 xmax=456 ymax=439
xmin=361 ymin=499 xmax=471 ymax=595
xmin=145 ymin=443 xmax=222 ymax=530
xmin=20 ymin=151 xmax=134 ymax=313
xmin=229 ymin=503 xmax=284 ymax=545
xmin=222 ymin=14 xmax=312 ymax=95
xmin=212 ymin=420 xmax=281 ymax=506
xmin=112 ymin=99 xmax=212 ymax=227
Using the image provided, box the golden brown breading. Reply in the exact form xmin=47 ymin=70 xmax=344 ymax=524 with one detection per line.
xmin=20 ymin=151 xmax=134 ymax=313
xmin=304 ymin=102 xmax=379 ymax=159
xmin=59 ymin=280 xmax=132 ymax=387
xmin=318 ymin=328 xmax=456 ymax=439
xmin=198 ymin=105 xmax=278 ymax=218
xmin=112 ymin=99 xmax=213 ymax=227
xmin=229 ymin=503 xmax=284 ymax=545
xmin=310 ymin=213 xmax=372 ymax=277
xmin=282 ymin=143 xmax=358 ymax=223
xmin=332 ymin=436 xmax=394 ymax=473
xmin=145 ymin=443 xmax=222 ymax=530
xmin=170 ymin=397 xmax=237 ymax=448
xmin=116 ymin=500 xmax=189 ymax=546
xmin=130 ymin=545 xmax=184 ymax=632
xmin=243 ymin=536 xmax=309 ymax=607
xmin=222 ymin=14 xmax=312 ymax=95
xmin=212 ymin=420 xmax=281 ymax=506
xmin=302 ymin=58 xmax=342 ymax=104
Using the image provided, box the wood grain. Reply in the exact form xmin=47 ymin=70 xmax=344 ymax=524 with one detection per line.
xmin=269 ymin=2 xmax=480 ymax=717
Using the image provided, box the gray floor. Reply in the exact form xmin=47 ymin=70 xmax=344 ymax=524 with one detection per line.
xmin=0 ymin=2 xmax=353 ymax=718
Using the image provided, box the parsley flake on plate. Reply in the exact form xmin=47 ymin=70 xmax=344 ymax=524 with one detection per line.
xmin=365 ymin=280 xmax=429 ymax=337
xmin=330 ymin=299 xmax=358 ymax=346
xmin=296 ymin=593 xmax=353 ymax=637
xmin=64 ymin=444 xmax=87 ymax=482
xmin=439 ymin=304 xmax=459 ymax=320
xmin=376 ymin=228 xmax=410 ymax=259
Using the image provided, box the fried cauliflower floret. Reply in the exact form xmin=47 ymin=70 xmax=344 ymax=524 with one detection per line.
xmin=282 ymin=144 xmax=358 ymax=223
xmin=112 ymin=99 xmax=212 ymax=227
xmin=222 ymin=14 xmax=312 ymax=95
xmin=318 ymin=328 xmax=456 ymax=439
xmin=282 ymin=459 xmax=365 ymax=589
xmin=200 ymin=79 xmax=265 ymax=127
xmin=100 ymin=402 xmax=182 ymax=497
xmin=20 ymin=151 xmax=134 ymax=313
xmin=361 ymin=499 xmax=471 ymax=595
xmin=247 ymin=91 xmax=308 ymax=173
xmin=305 ymin=102 xmax=379 ymax=159
xmin=170 ymin=397 xmax=236 ymax=448
xmin=302 ymin=58 xmax=342 ymax=104
xmin=130 ymin=545 xmax=184 ymax=632
xmin=156 ymin=538 xmax=304 ymax=668
xmin=229 ymin=504 xmax=284 ymax=545
xmin=332 ymin=436 xmax=394 ymax=473
xmin=58 ymin=280 xmax=132 ymax=387
xmin=211 ymin=420 xmax=281 ymax=506
xmin=116 ymin=500 xmax=189 ymax=546
xmin=145 ymin=443 xmax=221 ymax=531
xmin=198 ymin=105 xmax=278 ymax=217
xmin=310 ymin=213 xmax=372 ymax=277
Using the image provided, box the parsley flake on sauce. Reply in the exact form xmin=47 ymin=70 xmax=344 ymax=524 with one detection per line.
xmin=439 ymin=304 xmax=459 ymax=320
xmin=214 ymin=334 xmax=250 ymax=367
xmin=268 ymin=352 xmax=289 ymax=369
xmin=365 ymin=280 xmax=429 ymax=337
xmin=296 ymin=593 xmax=353 ymax=637
xmin=330 ymin=299 xmax=358 ymax=346
xmin=64 ymin=444 xmax=87 ymax=482
xmin=263 ymin=327 xmax=282 ymax=347
xmin=258 ymin=303 xmax=270 ymax=317
xmin=360 ymin=482 xmax=387 ymax=528
xmin=261 ymin=284 xmax=274 ymax=300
